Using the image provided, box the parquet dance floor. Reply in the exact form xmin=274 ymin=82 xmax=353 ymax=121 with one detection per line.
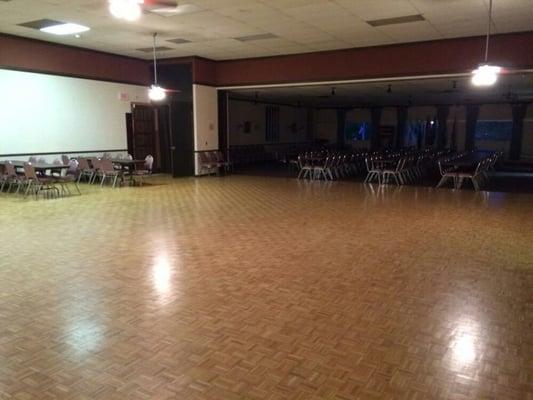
xmin=0 ymin=176 xmax=531 ymax=399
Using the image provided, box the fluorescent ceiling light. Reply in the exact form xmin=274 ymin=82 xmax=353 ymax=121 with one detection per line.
xmin=40 ymin=23 xmax=90 ymax=35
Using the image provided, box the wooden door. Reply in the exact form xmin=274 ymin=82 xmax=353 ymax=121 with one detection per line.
xmin=131 ymin=103 xmax=159 ymax=164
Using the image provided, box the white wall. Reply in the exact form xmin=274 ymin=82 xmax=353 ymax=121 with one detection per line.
xmin=228 ymin=100 xmax=308 ymax=146
xmin=193 ymin=84 xmax=219 ymax=175
xmin=0 ymin=68 xmax=148 ymax=161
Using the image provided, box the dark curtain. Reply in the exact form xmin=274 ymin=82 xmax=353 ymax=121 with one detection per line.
xmin=395 ymin=106 xmax=408 ymax=150
xmin=450 ymin=113 xmax=458 ymax=151
xmin=370 ymin=107 xmax=382 ymax=150
xmin=336 ymin=109 xmax=347 ymax=147
xmin=465 ymin=105 xmax=480 ymax=151
xmin=306 ymin=107 xmax=314 ymax=143
xmin=509 ymin=103 xmax=528 ymax=160
xmin=265 ymin=106 xmax=280 ymax=142
xmin=435 ymin=105 xmax=450 ymax=149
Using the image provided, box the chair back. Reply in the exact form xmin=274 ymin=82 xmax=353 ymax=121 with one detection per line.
xmin=68 ymin=159 xmax=79 ymax=175
xmin=100 ymin=159 xmax=115 ymax=172
xmin=199 ymin=152 xmax=210 ymax=164
xmin=4 ymin=162 xmax=17 ymax=177
xmin=23 ymin=163 xmax=39 ymax=180
xmin=90 ymin=157 xmax=101 ymax=170
xmin=144 ymin=155 xmax=154 ymax=171
xmin=78 ymin=157 xmax=90 ymax=170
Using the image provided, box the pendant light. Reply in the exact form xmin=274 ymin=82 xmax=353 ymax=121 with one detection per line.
xmin=472 ymin=0 xmax=501 ymax=87
xmin=109 ymin=0 xmax=143 ymax=21
xmin=148 ymin=33 xmax=166 ymax=101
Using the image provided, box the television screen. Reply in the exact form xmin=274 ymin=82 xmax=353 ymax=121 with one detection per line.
xmin=475 ymin=120 xmax=513 ymax=141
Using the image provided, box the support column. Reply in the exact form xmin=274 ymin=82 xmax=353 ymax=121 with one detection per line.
xmin=509 ymin=103 xmax=528 ymax=160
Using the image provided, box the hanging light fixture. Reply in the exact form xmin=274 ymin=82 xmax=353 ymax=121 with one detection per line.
xmin=109 ymin=0 xmax=143 ymax=21
xmin=148 ymin=33 xmax=167 ymax=102
xmin=472 ymin=0 xmax=501 ymax=87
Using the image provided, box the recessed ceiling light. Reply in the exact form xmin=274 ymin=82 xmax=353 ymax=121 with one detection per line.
xmin=40 ymin=23 xmax=90 ymax=35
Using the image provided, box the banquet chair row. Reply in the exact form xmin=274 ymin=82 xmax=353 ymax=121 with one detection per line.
xmin=0 ymin=160 xmax=80 ymax=199
xmin=77 ymin=155 xmax=153 ymax=187
xmin=437 ymin=152 xmax=499 ymax=191
xmin=199 ymin=151 xmax=232 ymax=175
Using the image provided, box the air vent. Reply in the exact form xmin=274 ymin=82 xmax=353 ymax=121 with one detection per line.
xmin=367 ymin=14 xmax=425 ymax=27
xmin=18 ymin=19 xmax=63 ymax=30
xmin=167 ymin=38 xmax=191 ymax=44
xmin=136 ymin=46 xmax=173 ymax=52
xmin=234 ymin=33 xmax=278 ymax=42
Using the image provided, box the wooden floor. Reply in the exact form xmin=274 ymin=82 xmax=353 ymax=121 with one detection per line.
xmin=0 ymin=176 xmax=531 ymax=399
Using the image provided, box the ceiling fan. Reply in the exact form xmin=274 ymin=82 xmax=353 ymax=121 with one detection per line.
xmin=109 ymin=0 xmax=178 ymax=21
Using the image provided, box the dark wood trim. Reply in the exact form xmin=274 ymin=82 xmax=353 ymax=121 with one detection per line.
xmin=0 ymin=33 xmax=151 ymax=85
xmin=0 ymin=149 xmax=127 ymax=158
xmin=0 ymin=32 xmax=148 ymax=62
xmin=219 ymin=30 xmax=533 ymax=64
xmin=0 ymin=65 xmax=149 ymax=86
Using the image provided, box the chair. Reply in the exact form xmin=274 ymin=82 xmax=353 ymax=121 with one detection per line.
xmin=436 ymin=159 xmax=458 ymax=189
xmin=77 ymin=157 xmax=95 ymax=184
xmin=132 ymin=155 xmax=154 ymax=186
xmin=1 ymin=162 xmax=24 ymax=193
xmin=364 ymin=157 xmax=382 ymax=184
xmin=456 ymin=160 xmax=487 ymax=191
xmin=199 ymin=152 xmax=217 ymax=175
xmin=382 ymin=158 xmax=405 ymax=185
xmin=87 ymin=157 xmax=101 ymax=183
xmin=297 ymin=156 xmax=314 ymax=179
xmin=94 ymin=159 xmax=122 ymax=188
xmin=214 ymin=151 xmax=231 ymax=173
xmin=23 ymin=163 xmax=58 ymax=199
xmin=313 ymin=157 xmax=333 ymax=181
xmin=55 ymin=159 xmax=81 ymax=195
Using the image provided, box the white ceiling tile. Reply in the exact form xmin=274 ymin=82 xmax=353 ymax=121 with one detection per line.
xmin=0 ymin=0 xmax=530 ymax=60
